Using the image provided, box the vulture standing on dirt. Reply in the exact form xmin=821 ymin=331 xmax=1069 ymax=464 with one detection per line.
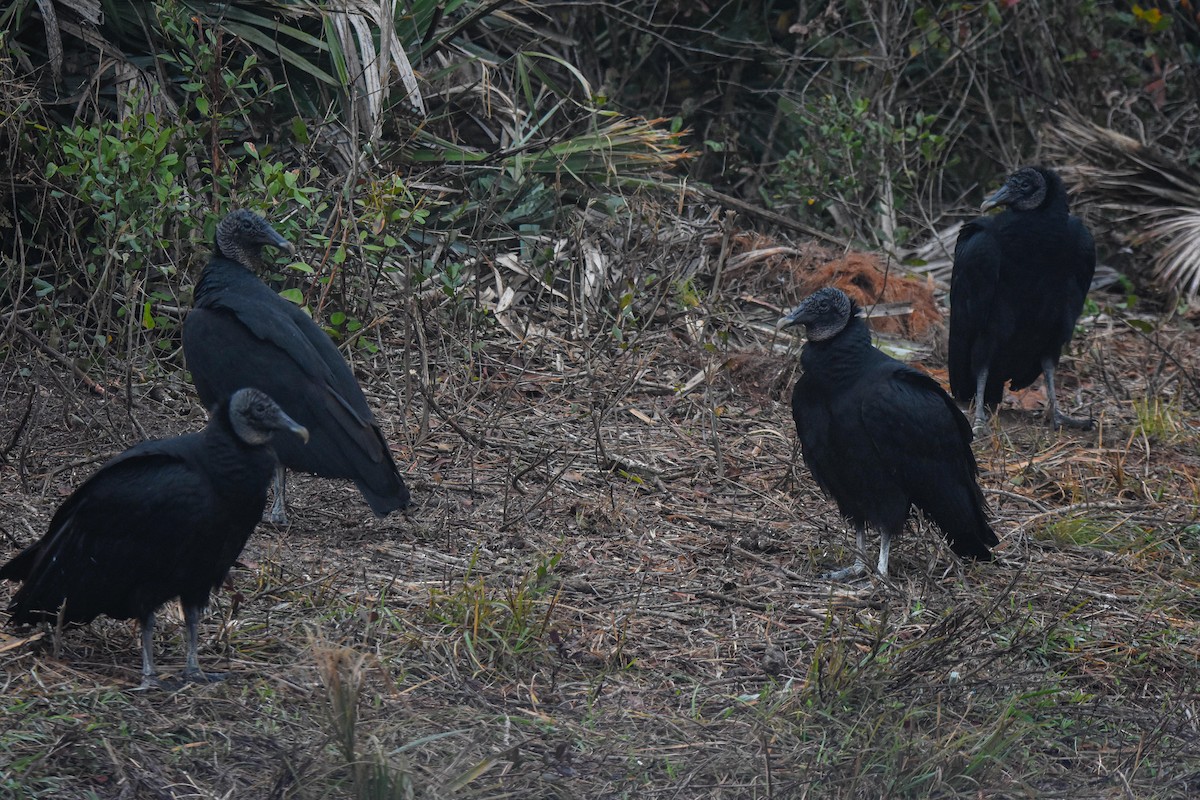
xmin=0 ymin=388 xmax=308 ymax=687
xmin=780 ymin=288 xmax=998 ymax=579
xmin=949 ymin=166 xmax=1097 ymax=430
xmin=183 ymin=210 xmax=410 ymax=523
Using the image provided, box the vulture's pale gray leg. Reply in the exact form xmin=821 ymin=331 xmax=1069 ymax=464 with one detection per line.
xmin=876 ymin=529 xmax=891 ymax=577
xmin=268 ymin=465 xmax=289 ymax=524
xmin=1042 ymin=357 xmax=1093 ymax=430
xmin=139 ymin=614 xmax=159 ymax=689
xmin=972 ymin=367 xmax=990 ymax=433
xmin=824 ymin=523 xmax=869 ymax=581
xmin=181 ymin=604 xmax=225 ymax=683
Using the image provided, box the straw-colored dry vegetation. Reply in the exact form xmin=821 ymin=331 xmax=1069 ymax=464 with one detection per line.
xmin=3 ymin=1 xmax=1200 ymax=798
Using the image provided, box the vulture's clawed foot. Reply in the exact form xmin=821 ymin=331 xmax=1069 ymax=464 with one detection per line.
xmin=1052 ymin=411 xmax=1094 ymax=431
xmin=968 ymin=403 xmax=992 ymax=439
xmin=137 ymin=675 xmax=164 ymax=691
xmin=267 ymin=493 xmax=290 ymax=525
xmin=181 ymin=667 xmax=228 ymax=684
xmin=822 ymin=562 xmax=868 ymax=582
xmin=137 ymin=669 xmax=227 ymax=690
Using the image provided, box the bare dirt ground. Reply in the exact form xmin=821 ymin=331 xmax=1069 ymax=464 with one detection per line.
xmin=3 ymin=229 xmax=1200 ymax=798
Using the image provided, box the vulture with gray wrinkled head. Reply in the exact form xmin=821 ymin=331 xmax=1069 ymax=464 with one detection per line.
xmin=781 ymin=287 xmax=997 ymax=579
xmin=183 ymin=210 xmax=410 ymax=523
xmin=949 ymin=166 xmax=1097 ymax=430
xmin=1 ymin=388 xmax=308 ymax=687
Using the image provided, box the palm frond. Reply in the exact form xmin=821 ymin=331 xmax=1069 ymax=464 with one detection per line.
xmin=214 ymin=0 xmax=425 ymax=149
xmin=1045 ymin=112 xmax=1200 ymax=303
xmin=1143 ymin=209 xmax=1200 ymax=301
xmin=410 ymin=115 xmax=693 ymax=185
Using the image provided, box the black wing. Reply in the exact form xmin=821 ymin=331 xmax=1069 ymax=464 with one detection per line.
xmin=792 ymin=371 xmax=888 ymax=527
xmin=185 ymin=272 xmax=407 ymax=514
xmin=4 ymin=446 xmax=221 ymax=625
xmin=859 ymin=367 xmax=997 ymax=557
xmin=187 ymin=276 xmax=350 ymax=408
xmin=1060 ymin=215 xmax=1097 ymax=345
xmin=791 ymin=375 xmax=835 ymax=499
xmin=948 ymin=219 xmax=1002 ymax=403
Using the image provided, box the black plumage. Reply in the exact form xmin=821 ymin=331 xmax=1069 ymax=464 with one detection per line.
xmin=183 ymin=210 xmax=410 ymax=523
xmin=1 ymin=388 xmax=308 ymax=687
xmin=780 ymin=288 xmax=998 ymax=579
xmin=949 ymin=166 xmax=1097 ymax=429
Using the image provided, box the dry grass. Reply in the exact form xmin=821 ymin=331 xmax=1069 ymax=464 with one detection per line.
xmin=3 ymin=215 xmax=1200 ymax=799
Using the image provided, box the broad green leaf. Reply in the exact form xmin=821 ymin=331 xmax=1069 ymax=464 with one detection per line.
xmin=279 ymin=287 xmax=305 ymax=305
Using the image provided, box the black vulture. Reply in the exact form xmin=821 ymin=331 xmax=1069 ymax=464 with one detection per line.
xmin=0 ymin=388 xmax=308 ymax=687
xmin=949 ymin=166 xmax=1097 ymax=430
xmin=183 ymin=210 xmax=410 ymax=523
xmin=779 ymin=288 xmax=998 ymax=579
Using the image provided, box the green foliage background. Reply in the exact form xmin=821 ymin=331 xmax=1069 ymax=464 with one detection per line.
xmin=1 ymin=0 xmax=1198 ymax=360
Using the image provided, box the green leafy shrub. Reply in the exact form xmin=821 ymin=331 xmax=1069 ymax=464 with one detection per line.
xmin=764 ymin=95 xmax=951 ymax=245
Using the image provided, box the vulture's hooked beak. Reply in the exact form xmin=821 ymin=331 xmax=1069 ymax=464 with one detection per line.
xmin=980 ymin=183 xmax=1015 ymax=212
xmin=269 ymin=229 xmax=297 ymax=254
xmin=777 ymin=305 xmax=808 ymax=330
xmin=274 ymin=409 xmax=310 ymax=444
